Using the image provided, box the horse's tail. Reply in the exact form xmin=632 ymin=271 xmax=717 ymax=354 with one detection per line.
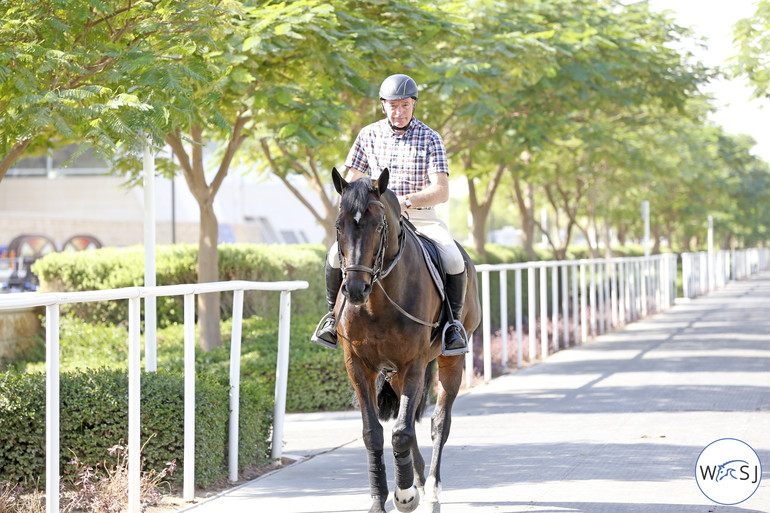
xmin=377 ymin=359 xmax=436 ymax=421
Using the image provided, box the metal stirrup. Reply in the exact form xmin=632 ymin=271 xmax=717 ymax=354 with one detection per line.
xmin=441 ymin=320 xmax=469 ymax=356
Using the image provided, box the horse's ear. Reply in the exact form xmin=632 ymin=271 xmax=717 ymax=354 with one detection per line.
xmin=332 ymin=167 xmax=347 ymax=195
xmin=375 ymin=168 xmax=389 ymax=196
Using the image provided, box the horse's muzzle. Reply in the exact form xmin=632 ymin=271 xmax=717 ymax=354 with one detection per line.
xmin=342 ymin=276 xmax=372 ymax=305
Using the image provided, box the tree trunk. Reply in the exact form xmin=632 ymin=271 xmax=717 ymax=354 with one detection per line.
xmin=652 ymin=222 xmax=662 ymax=254
xmin=466 ymin=160 xmax=506 ymax=263
xmin=512 ymin=174 xmax=536 ymax=260
xmin=198 ymin=200 xmax=221 ymax=351
xmin=0 ymin=139 xmax=32 ymax=183
xmin=166 ymin=118 xmax=247 ymax=351
xmin=603 ymin=219 xmax=612 ymax=259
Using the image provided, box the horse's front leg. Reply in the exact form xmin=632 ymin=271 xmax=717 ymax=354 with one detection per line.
xmin=424 ymin=354 xmax=464 ymax=507
xmin=391 ymin=364 xmax=425 ymax=513
xmin=347 ymin=360 xmax=389 ymax=513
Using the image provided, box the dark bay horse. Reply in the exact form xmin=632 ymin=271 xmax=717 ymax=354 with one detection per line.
xmin=331 ymin=167 xmax=481 ymax=513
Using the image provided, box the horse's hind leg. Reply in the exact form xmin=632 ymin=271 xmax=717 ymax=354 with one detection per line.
xmin=425 ymin=354 xmax=464 ymax=505
xmin=411 ymin=437 xmax=426 ymax=493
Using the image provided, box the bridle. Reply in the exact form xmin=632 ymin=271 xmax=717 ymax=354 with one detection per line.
xmin=336 ymin=197 xmax=438 ymax=328
xmin=337 ymin=199 xmax=405 ymax=283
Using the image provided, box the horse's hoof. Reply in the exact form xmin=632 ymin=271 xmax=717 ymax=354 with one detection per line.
xmin=393 ymin=484 xmax=420 ymax=512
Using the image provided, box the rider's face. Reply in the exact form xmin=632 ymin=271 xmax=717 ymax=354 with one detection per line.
xmin=382 ymin=98 xmax=416 ymax=129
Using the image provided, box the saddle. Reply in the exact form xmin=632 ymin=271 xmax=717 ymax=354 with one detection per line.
xmin=400 ymin=217 xmax=453 ymax=343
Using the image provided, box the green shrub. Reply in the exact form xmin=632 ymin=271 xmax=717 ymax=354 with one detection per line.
xmin=23 ymin=314 xmax=353 ymax=413
xmin=31 ymin=244 xmax=328 ymax=327
xmin=0 ymin=369 xmax=272 ymax=488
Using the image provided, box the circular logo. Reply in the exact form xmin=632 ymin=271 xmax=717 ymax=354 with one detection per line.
xmin=695 ymin=438 xmax=762 ymax=505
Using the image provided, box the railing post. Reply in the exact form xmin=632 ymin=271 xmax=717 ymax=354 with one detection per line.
xmin=571 ymin=264 xmax=578 ymax=346
xmin=515 ymin=268 xmax=523 ymax=368
xmin=45 ymin=304 xmax=60 ymax=513
xmin=619 ymin=261 xmax=626 ymax=325
xmin=228 ymin=289 xmax=245 ymax=482
xmin=272 ymin=290 xmax=292 ymax=460
xmin=183 ymin=293 xmax=196 ymax=502
xmin=528 ymin=266 xmax=536 ymax=361
xmin=482 ymin=270 xmax=492 ymax=382
xmin=640 ymin=260 xmax=648 ymax=317
xmin=561 ymin=264 xmax=569 ymax=348
xmin=551 ymin=265 xmax=559 ymax=352
xmin=499 ymin=270 xmax=508 ymax=373
xmin=597 ymin=262 xmax=605 ymax=335
xmin=610 ymin=261 xmax=618 ymax=328
xmin=128 ymin=296 xmax=142 ymax=513
xmin=580 ymin=263 xmax=588 ymax=343
xmin=589 ymin=262 xmax=597 ymax=336
xmin=539 ymin=265 xmax=547 ymax=359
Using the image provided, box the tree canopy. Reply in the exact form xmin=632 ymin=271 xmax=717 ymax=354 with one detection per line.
xmin=2 ymin=0 xmax=769 ymax=348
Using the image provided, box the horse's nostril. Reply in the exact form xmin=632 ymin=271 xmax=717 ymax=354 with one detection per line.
xmin=362 ymin=283 xmax=372 ymax=295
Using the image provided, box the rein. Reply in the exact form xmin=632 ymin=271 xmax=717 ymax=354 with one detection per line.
xmin=337 ymin=197 xmax=439 ymax=328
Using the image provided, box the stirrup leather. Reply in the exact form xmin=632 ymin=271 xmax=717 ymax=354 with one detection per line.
xmin=441 ymin=319 xmax=469 ymax=356
xmin=311 ymin=312 xmax=338 ymax=349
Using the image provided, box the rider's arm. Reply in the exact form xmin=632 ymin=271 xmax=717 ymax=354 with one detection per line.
xmin=344 ymin=167 xmax=367 ymax=183
xmin=398 ymin=172 xmax=449 ymax=213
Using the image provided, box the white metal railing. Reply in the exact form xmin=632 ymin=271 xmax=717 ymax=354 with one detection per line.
xmin=472 ymin=254 xmax=678 ymax=385
xmin=681 ymin=248 xmax=770 ymax=298
xmin=0 ymin=279 xmax=308 ymax=513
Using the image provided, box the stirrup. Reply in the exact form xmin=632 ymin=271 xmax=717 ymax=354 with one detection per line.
xmin=311 ymin=312 xmax=338 ymax=349
xmin=441 ymin=320 xmax=469 ymax=356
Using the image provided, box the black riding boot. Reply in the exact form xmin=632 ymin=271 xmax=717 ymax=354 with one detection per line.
xmin=311 ymin=262 xmax=343 ymax=349
xmin=443 ymin=270 xmax=468 ymax=355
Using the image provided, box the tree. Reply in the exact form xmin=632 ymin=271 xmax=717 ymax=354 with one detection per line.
xmin=0 ymin=0 xmax=232 ymax=182
xmin=113 ymin=0 xmax=361 ymax=350
xmin=732 ymin=1 xmax=770 ymax=100
xmin=249 ymin=0 xmax=466 ymax=246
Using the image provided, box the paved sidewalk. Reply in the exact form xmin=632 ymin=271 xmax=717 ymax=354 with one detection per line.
xmin=182 ymin=272 xmax=770 ymax=513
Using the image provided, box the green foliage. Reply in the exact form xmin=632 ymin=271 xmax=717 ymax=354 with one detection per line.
xmin=31 ymin=243 xmax=327 ymax=327
xmin=0 ymin=0 xmax=239 ymax=172
xmin=0 ymin=368 xmax=272 ymax=488
xmin=732 ymin=1 xmax=770 ymax=100
xmin=22 ymin=314 xmax=352 ymax=413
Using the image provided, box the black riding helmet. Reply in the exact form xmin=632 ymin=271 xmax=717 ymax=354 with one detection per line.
xmin=379 ymin=74 xmax=418 ymax=101
xmin=379 ymin=74 xmax=418 ymax=131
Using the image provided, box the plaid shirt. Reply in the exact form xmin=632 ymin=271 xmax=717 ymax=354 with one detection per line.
xmin=344 ymin=117 xmax=449 ymax=198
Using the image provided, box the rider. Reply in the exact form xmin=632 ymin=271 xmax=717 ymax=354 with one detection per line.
xmin=312 ymin=73 xmax=469 ymax=355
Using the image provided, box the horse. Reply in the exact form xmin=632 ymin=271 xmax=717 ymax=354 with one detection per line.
xmin=331 ymin=167 xmax=481 ymax=513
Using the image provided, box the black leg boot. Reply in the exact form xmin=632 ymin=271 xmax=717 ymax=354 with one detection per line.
xmin=311 ymin=262 xmax=343 ymax=349
xmin=442 ymin=270 xmax=469 ymax=355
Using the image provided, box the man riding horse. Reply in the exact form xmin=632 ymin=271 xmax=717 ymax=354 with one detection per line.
xmin=312 ymin=73 xmax=469 ymax=355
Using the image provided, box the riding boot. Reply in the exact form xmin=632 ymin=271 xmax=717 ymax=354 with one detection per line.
xmin=443 ymin=270 xmax=469 ymax=355
xmin=311 ymin=262 xmax=343 ymax=349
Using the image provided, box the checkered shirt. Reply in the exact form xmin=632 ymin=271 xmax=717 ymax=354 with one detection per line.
xmin=344 ymin=117 xmax=449 ymax=198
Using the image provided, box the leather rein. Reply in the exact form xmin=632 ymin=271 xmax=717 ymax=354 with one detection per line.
xmin=336 ymin=199 xmax=439 ymax=328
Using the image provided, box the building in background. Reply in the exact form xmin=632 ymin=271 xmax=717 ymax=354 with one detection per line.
xmin=0 ymin=145 xmax=327 ymax=253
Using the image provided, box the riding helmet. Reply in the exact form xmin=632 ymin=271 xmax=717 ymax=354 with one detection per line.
xmin=379 ymin=74 xmax=418 ymax=101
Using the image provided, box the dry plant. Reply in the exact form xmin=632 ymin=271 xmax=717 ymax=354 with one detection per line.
xmin=0 ymin=436 xmax=176 ymax=513
xmin=0 ymin=482 xmax=45 ymax=513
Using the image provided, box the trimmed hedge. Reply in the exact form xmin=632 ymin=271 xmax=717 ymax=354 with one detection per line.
xmin=22 ymin=314 xmax=353 ymax=413
xmin=0 ymin=368 xmax=272 ymax=487
xmin=31 ymin=243 xmax=328 ymax=327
